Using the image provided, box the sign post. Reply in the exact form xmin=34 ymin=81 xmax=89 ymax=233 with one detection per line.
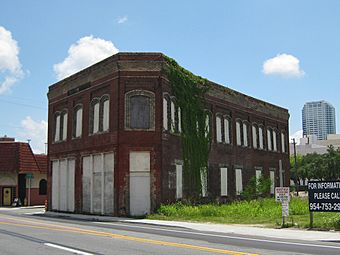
xmin=275 ymin=187 xmax=290 ymax=226
xmin=308 ymin=180 xmax=340 ymax=228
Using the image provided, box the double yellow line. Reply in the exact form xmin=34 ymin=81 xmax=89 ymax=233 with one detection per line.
xmin=0 ymin=215 xmax=258 ymax=255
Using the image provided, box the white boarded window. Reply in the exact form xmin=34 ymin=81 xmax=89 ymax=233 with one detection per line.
xmin=281 ymin=132 xmax=286 ymax=153
xmin=270 ymin=170 xmax=275 ymax=194
xmin=93 ymin=102 xmax=100 ymax=133
xmin=256 ymin=169 xmax=262 ymax=181
xmin=205 ymin=114 xmax=210 ymax=137
xmin=62 ymin=113 xmax=68 ymax=141
xmin=267 ymin=129 xmax=272 ymax=151
xmin=163 ymin=98 xmax=168 ymax=130
xmin=224 ymin=118 xmax=230 ymax=144
xmin=252 ymin=125 xmax=257 ymax=149
xmin=243 ymin=123 xmax=248 ymax=147
xmin=236 ymin=122 xmax=241 ymax=146
xmin=220 ymin=168 xmax=228 ymax=196
xmin=103 ymin=99 xmax=110 ymax=132
xmin=201 ymin=168 xmax=208 ymax=197
xmin=176 ymin=164 xmax=183 ymax=199
xmin=75 ymin=107 xmax=83 ymax=138
xmin=235 ymin=169 xmax=243 ymax=195
xmin=259 ymin=126 xmax=264 ymax=149
xmin=216 ymin=116 xmax=222 ymax=143
xmin=178 ymin=107 xmax=182 ymax=133
xmin=171 ymin=100 xmax=175 ymax=132
xmin=273 ymin=130 xmax=277 ymax=151
xmin=54 ymin=114 xmax=61 ymax=142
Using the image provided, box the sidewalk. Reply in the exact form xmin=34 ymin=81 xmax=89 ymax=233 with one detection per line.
xmin=44 ymin=211 xmax=340 ymax=242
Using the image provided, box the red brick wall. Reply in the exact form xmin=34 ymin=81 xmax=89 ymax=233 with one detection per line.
xmin=26 ymin=188 xmax=46 ymax=205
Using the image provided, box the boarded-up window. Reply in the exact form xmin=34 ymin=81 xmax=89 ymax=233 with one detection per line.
xmin=54 ymin=114 xmax=61 ymax=142
xmin=252 ymin=125 xmax=257 ymax=149
xmin=126 ymin=90 xmax=155 ymax=131
xmin=216 ymin=116 xmax=222 ymax=143
xmin=73 ymin=106 xmax=83 ymax=138
xmin=93 ymin=102 xmax=100 ymax=134
xmin=224 ymin=118 xmax=230 ymax=144
xmin=201 ymin=168 xmax=208 ymax=197
xmin=267 ymin=129 xmax=272 ymax=151
xmin=62 ymin=112 xmax=68 ymax=141
xmin=235 ymin=169 xmax=243 ymax=195
xmin=176 ymin=164 xmax=183 ymax=199
xmin=220 ymin=168 xmax=228 ymax=196
xmin=236 ymin=121 xmax=241 ymax=146
xmin=273 ymin=130 xmax=277 ymax=151
xmin=178 ymin=107 xmax=182 ymax=133
xmin=256 ymin=169 xmax=262 ymax=182
xmin=281 ymin=132 xmax=286 ymax=153
xmin=103 ymin=99 xmax=110 ymax=132
xmin=163 ymin=97 xmax=168 ymax=131
xmin=243 ymin=123 xmax=248 ymax=147
xmin=259 ymin=126 xmax=264 ymax=149
xmin=130 ymin=95 xmax=150 ymax=129
xmin=170 ymin=100 xmax=175 ymax=132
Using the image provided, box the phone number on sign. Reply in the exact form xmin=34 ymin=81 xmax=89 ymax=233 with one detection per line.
xmin=309 ymin=202 xmax=340 ymax=211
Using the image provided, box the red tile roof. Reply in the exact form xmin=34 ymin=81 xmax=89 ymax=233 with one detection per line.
xmin=0 ymin=141 xmax=47 ymax=173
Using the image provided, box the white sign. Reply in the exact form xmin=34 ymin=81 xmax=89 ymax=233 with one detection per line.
xmin=275 ymin=187 xmax=290 ymax=203
xmin=282 ymin=201 xmax=289 ymax=216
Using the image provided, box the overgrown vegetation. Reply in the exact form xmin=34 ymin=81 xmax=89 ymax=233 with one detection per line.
xmin=164 ymin=57 xmax=212 ymax=199
xmin=241 ymin=176 xmax=272 ymax=200
xmin=148 ymin=197 xmax=340 ymax=230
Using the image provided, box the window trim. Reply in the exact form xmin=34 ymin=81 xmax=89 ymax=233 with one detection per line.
xmin=125 ymin=90 xmax=155 ymax=131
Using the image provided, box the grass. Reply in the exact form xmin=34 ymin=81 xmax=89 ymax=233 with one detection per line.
xmin=147 ymin=197 xmax=340 ymax=230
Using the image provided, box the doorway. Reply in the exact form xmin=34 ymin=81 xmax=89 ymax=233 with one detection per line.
xmin=129 ymin=151 xmax=151 ymax=216
xmin=18 ymin=174 xmax=26 ymax=204
xmin=2 ymin=187 xmax=12 ymax=206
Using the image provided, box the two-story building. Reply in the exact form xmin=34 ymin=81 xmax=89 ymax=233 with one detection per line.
xmin=47 ymin=53 xmax=290 ymax=216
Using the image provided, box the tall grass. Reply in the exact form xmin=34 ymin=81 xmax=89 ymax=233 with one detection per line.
xmin=148 ymin=197 xmax=340 ymax=230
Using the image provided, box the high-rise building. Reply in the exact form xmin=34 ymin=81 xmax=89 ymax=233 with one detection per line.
xmin=302 ymin=100 xmax=336 ymax=140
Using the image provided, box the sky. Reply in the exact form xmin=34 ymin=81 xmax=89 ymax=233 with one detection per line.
xmin=1 ymin=0 xmax=340 ymax=153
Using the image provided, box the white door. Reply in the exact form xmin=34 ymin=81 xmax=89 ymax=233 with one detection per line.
xmin=129 ymin=152 xmax=150 ymax=216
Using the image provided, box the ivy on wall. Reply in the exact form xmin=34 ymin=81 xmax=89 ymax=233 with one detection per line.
xmin=164 ymin=56 xmax=212 ymax=199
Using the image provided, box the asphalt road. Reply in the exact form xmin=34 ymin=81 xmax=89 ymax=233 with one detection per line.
xmin=0 ymin=208 xmax=340 ymax=255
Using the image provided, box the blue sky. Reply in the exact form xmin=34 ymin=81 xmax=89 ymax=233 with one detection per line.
xmin=1 ymin=0 xmax=340 ymax=152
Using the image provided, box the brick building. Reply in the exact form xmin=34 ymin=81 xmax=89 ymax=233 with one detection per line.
xmin=0 ymin=137 xmax=47 ymax=206
xmin=47 ymin=53 xmax=289 ymax=216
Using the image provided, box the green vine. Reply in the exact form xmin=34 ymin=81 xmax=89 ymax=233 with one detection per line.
xmin=164 ymin=56 xmax=212 ymax=199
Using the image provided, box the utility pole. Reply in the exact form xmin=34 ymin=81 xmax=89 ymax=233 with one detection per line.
xmin=292 ymin=138 xmax=298 ymax=196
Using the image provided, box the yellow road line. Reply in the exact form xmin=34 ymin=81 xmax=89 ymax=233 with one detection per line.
xmin=0 ymin=221 xmax=258 ymax=255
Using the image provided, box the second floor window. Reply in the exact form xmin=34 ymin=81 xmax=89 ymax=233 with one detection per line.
xmin=54 ymin=110 xmax=68 ymax=142
xmin=90 ymin=95 xmax=110 ymax=134
xmin=73 ymin=105 xmax=83 ymax=138
xmin=125 ymin=90 xmax=155 ymax=130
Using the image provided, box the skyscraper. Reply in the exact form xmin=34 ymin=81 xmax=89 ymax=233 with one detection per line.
xmin=302 ymin=100 xmax=336 ymax=140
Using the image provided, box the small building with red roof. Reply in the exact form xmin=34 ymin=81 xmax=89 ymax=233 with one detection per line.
xmin=0 ymin=136 xmax=47 ymax=206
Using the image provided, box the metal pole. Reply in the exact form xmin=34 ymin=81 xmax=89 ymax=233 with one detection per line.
xmin=309 ymin=211 xmax=313 ymax=228
xmin=28 ymin=178 xmax=31 ymax=206
xmin=292 ymin=138 xmax=298 ymax=196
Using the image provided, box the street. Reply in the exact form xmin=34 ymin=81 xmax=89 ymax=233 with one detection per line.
xmin=0 ymin=208 xmax=340 ymax=255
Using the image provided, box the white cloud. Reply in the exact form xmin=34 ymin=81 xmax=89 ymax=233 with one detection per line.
xmin=53 ymin=35 xmax=119 ymax=80
xmin=17 ymin=116 xmax=47 ymax=154
xmin=0 ymin=26 xmax=24 ymax=94
xmin=117 ymin=16 xmax=128 ymax=24
xmin=289 ymin=130 xmax=303 ymax=145
xmin=262 ymin=54 xmax=305 ymax=78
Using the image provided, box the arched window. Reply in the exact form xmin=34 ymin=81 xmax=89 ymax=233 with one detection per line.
xmin=90 ymin=98 xmax=100 ymax=134
xmin=252 ymin=124 xmax=258 ymax=149
xmin=125 ymin=90 xmax=155 ymax=130
xmin=73 ymin=105 xmax=83 ymax=138
xmin=236 ymin=120 xmax=242 ymax=146
xmin=273 ymin=129 xmax=277 ymax=151
xmin=259 ymin=125 xmax=264 ymax=149
xmin=54 ymin=110 xmax=68 ymax=142
xmin=163 ymin=95 xmax=169 ymax=131
xmin=242 ymin=122 xmax=248 ymax=147
xmin=101 ymin=96 xmax=110 ymax=132
xmin=267 ymin=128 xmax=272 ymax=151
xmin=281 ymin=131 xmax=286 ymax=153
xmin=89 ymin=95 xmax=110 ymax=135
xmin=216 ymin=115 xmax=223 ymax=143
xmin=39 ymin=179 xmax=47 ymax=195
xmin=224 ymin=117 xmax=231 ymax=144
